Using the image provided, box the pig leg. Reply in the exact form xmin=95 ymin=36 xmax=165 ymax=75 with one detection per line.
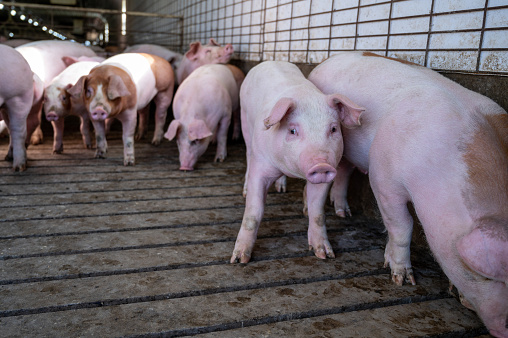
xmin=91 ymin=119 xmax=108 ymax=159
xmin=232 ymin=162 xmax=276 ymax=263
xmin=2 ymin=98 xmax=29 ymax=171
xmin=232 ymin=108 xmax=241 ymax=140
xmin=306 ymin=182 xmax=335 ymax=259
xmin=79 ymin=113 xmax=93 ymax=149
xmin=152 ymin=88 xmax=173 ymax=146
xmin=136 ymin=105 xmax=149 ymax=142
xmin=51 ymin=119 xmax=65 ymax=154
xmin=275 ymin=175 xmax=287 ymax=193
xmin=330 ymin=159 xmax=355 ymax=217
xmin=214 ymin=114 xmax=231 ymax=162
xmin=117 ymin=109 xmax=137 ymax=166
xmin=30 ymin=125 xmax=44 ymax=145
xmin=373 ymin=183 xmax=416 ymax=286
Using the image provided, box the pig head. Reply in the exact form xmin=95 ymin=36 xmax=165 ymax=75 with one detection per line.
xmin=165 ymin=118 xmax=213 ymax=171
xmin=176 ymin=38 xmax=234 ymax=85
xmin=68 ymin=66 xmax=136 ymax=122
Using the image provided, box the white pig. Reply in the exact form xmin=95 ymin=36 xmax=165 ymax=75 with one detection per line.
xmin=164 ymin=64 xmax=238 ymax=170
xmin=0 ymin=45 xmax=34 ymax=171
xmin=124 ymin=44 xmax=183 ymax=69
xmin=230 ymin=61 xmax=364 ymax=264
xmin=308 ymin=51 xmax=508 ymax=338
xmin=176 ymin=38 xmax=234 ymax=85
xmin=44 ymin=60 xmax=99 ymax=153
xmin=68 ymin=53 xmax=175 ymax=165
xmin=15 ymin=40 xmax=98 ymax=145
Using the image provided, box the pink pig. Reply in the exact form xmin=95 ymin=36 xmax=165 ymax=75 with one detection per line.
xmin=124 ymin=44 xmax=183 ymax=70
xmin=230 ymin=61 xmax=364 ymax=264
xmin=0 ymin=45 xmax=34 ymax=171
xmin=164 ymin=64 xmax=239 ymax=170
xmin=15 ymin=40 xmax=98 ymax=145
xmin=308 ymin=52 xmax=508 ymax=337
xmin=44 ymin=60 xmax=99 ymax=154
xmin=68 ymin=53 xmax=175 ymax=165
xmin=176 ymin=38 xmax=234 ymax=85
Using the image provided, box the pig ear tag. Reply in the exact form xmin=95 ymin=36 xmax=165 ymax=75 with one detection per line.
xmin=264 ymin=97 xmax=295 ymax=129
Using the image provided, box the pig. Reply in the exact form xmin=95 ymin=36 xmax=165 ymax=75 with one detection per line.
xmin=0 ymin=45 xmax=34 ymax=171
xmin=224 ymin=64 xmax=245 ymax=140
xmin=123 ymin=44 xmax=183 ymax=69
xmin=68 ymin=53 xmax=175 ymax=165
xmin=230 ymin=61 xmax=364 ymax=264
xmin=176 ymin=38 xmax=234 ymax=85
xmin=308 ymin=51 xmax=508 ymax=338
xmin=44 ymin=60 xmax=99 ymax=154
xmin=15 ymin=40 xmax=98 ymax=145
xmin=164 ymin=64 xmax=238 ymax=170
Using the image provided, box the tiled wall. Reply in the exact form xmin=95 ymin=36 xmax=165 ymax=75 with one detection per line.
xmin=127 ymin=0 xmax=508 ymax=73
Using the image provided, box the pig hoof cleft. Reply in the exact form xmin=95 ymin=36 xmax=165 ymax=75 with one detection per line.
xmin=230 ymin=250 xmax=251 ymax=264
xmin=390 ymin=268 xmax=416 ymax=286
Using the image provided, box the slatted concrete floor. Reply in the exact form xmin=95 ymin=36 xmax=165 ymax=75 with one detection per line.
xmin=0 ymin=125 xmax=489 ymax=337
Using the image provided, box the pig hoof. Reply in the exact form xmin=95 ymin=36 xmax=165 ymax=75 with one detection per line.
xmin=214 ymin=154 xmax=226 ymax=163
xmin=230 ymin=250 xmax=251 ymax=264
xmin=458 ymin=291 xmax=474 ymax=310
xmin=53 ymin=147 xmax=63 ymax=154
xmin=309 ymin=244 xmax=335 ymax=260
xmin=151 ymin=139 xmax=162 ymax=146
xmin=124 ymin=159 xmax=135 ymax=166
xmin=13 ymin=163 xmax=27 ymax=172
xmin=390 ymin=268 xmax=416 ymax=286
xmin=335 ymin=207 xmax=352 ymax=218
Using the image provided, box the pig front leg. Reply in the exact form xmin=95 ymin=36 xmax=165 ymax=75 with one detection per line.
xmin=51 ymin=119 xmax=65 ymax=154
xmin=306 ymin=182 xmax=335 ymax=259
xmin=330 ymin=159 xmax=356 ymax=217
xmin=214 ymin=114 xmax=231 ymax=162
xmin=91 ymin=119 xmax=108 ymax=159
xmin=79 ymin=114 xmax=92 ymax=149
xmin=275 ymin=175 xmax=286 ymax=193
xmin=232 ymin=162 xmax=275 ymax=263
xmin=118 ymin=109 xmax=137 ymax=166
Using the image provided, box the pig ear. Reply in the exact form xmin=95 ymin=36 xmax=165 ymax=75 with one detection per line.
xmin=107 ymin=75 xmax=130 ymax=100
xmin=327 ymin=94 xmax=365 ymax=129
xmin=164 ymin=120 xmax=181 ymax=141
xmin=185 ymin=41 xmax=202 ymax=61
xmin=208 ymin=38 xmax=220 ymax=46
xmin=67 ymin=75 xmax=86 ymax=98
xmin=188 ymin=119 xmax=213 ymax=141
xmin=62 ymin=56 xmax=79 ymax=67
xmin=263 ymin=97 xmax=295 ymax=129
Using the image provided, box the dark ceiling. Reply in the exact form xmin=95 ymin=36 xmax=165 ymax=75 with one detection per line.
xmin=0 ymin=0 xmax=122 ymax=46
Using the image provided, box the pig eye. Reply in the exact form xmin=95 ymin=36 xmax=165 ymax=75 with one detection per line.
xmin=289 ymin=128 xmax=297 ymax=135
xmin=331 ymin=126 xmax=338 ymax=133
xmin=86 ymin=87 xmax=93 ymax=98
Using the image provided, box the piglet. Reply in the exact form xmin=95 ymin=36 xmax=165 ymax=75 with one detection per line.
xmin=44 ymin=60 xmax=99 ymax=153
xmin=124 ymin=44 xmax=183 ymax=70
xmin=176 ymin=38 xmax=234 ymax=85
xmin=164 ymin=64 xmax=238 ymax=170
xmin=308 ymin=51 xmax=508 ymax=338
xmin=230 ymin=61 xmax=363 ymax=264
xmin=0 ymin=45 xmax=34 ymax=171
xmin=68 ymin=53 xmax=174 ymax=165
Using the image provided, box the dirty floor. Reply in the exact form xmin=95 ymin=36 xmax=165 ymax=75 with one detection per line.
xmin=0 ymin=124 xmax=489 ymax=337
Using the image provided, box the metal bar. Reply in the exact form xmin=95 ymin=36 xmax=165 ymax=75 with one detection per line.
xmin=1 ymin=1 xmax=183 ymax=19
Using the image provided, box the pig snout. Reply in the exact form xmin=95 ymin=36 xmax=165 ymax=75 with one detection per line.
xmin=45 ymin=112 xmax=59 ymax=122
xmin=306 ymin=163 xmax=337 ymax=184
xmin=91 ymin=107 xmax=108 ymax=121
xmin=224 ymin=44 xmax=234 ymax=56
xmin=179 ymin=165 xmax=194 ymax=171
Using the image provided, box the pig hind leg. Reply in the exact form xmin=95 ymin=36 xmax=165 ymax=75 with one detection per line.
xmin=136 ymin=105 xmax=150 ymax=142
xmin=214 ymin=113 xmax=231 ymax=163
xmin=3 ymin=96 xmax=29 ymax=171
xmin=152 ymin=87 xmax=174 ymax=146
xmin=371 ymin=175 xmax=416 ymax=286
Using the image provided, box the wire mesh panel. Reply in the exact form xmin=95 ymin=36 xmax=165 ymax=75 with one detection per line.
xmin=127 ymin=0 xmax=508 ymax=73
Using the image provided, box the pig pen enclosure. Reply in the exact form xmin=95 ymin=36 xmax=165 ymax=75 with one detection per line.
xmin=1 ymin=0 xmax=508 ymax=336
